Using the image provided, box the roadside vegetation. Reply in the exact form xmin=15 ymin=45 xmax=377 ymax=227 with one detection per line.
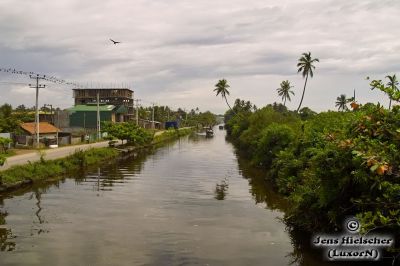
xmin=102 ymin=122 xmax=153 ymax=145
xmin=0 ymin=137 xmax=12 ymax=166
xmin=153 ymin=127 xmax=194 ymax=144
xmin=0 ymin=122 xmax=196 ymax=192
xmin=0 ymin=148 xmax=119 ymax=190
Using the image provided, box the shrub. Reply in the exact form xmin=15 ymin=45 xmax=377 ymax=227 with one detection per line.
xmin=254 ymin=123 xmax=295 ymax=167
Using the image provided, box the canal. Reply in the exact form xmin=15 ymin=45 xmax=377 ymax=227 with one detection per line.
xmin=0 ymin=128 xmax=333 ymax=265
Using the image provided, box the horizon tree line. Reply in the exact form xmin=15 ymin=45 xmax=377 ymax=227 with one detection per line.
xmin=214 ymin=51 xmax=399 ymax=112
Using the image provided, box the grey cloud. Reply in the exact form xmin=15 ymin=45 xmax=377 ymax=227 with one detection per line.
xmin=0 ymin=0 xmax=399 ymax=113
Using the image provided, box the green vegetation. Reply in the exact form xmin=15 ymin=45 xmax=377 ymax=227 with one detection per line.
xmin=296 ymin=52 xmax=319 ymax=112
xmin=0 ymin=124 xmax=194 ymax=192
xmin=0 ymin=137 xmax=12 ymax=166
xmin=277 ymin=80 xmax=294 ymax=106
xmin=102 ymin=122 xmax=153 ymax=145
xmin=225 ymin=102 xmax=400 ymax=235
xmin=188 ymin=111 xmax=217 ymax=128
xmin=370 ymin=74 xmax=399 ymax=110
xmin=153 ymin=128 xmax=194 ymax=144
xmin=214 ymin=79 xmax=235 ymax=114
xmin=137 ymin=105 xmax=216 ymax=128
xmin=0 ymin=104 xmax=34 ymax=133
xmin=335 ymin=94 xmax=349 ymax=111
xmin=0 ymin=148 xmax=119 ymax=189
xmin=214 ymin=52 xmax=398 ymax=236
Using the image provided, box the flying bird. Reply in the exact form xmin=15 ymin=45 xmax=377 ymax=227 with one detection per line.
xmin=110 ymin=38 xmax=121 ymax=45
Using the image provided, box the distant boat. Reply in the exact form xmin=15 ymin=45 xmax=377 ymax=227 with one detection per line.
xmin=219 ymin=125 xmax=224 ymax=130
xmin=206 ymin=128 xmax=214 ymax=137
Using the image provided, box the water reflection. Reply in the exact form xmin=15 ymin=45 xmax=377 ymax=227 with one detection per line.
xmin=214 ymin=177 xmax=229 ymax=200
xmin=0 ymin=211 xmax=15 ymax=251
xmin=2 ymin=130 xmax=390 ymax=265
xmin=235 ymin=152 xmax=288 ymax=211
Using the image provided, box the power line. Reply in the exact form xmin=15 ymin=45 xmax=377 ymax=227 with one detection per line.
xmin=0 ymin=81 xmax=29 ymax=85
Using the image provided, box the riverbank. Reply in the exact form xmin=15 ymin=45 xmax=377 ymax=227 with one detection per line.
xmin=225 ymin=103 xmax=400 ymax=237
xmin=0 ymin=127 xmax=194 ymax=193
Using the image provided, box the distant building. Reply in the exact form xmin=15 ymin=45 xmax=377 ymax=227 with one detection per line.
xmin=72 ymin=88 xmax=134 ymax=121
xmin=68 ymin=104 xmax=129 ymax=129
xmin=17 ymin=122 xmax=61 ymax=146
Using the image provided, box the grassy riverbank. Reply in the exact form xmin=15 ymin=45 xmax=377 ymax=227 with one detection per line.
xmin=0 ymin=148 xmax=119 ymax=191
xmin=153 ymin=127 xmax=194 ymax=144
xmin=226 ymin=102 xmax=400 ymax=235
xmin=0 ymin=127 xmax=194 ymax=193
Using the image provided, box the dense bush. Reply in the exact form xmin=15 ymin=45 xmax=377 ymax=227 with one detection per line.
xmin=226 ymin=103 xmax=400 ymax=234
xmin=254 ymin=123 xmax=295 ymax=167
xmin=102 ymin=122 xmax=153 ymax=145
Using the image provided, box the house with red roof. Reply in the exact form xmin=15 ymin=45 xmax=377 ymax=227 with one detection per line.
xmin=17 ymin=122 xmax=61 ymax=146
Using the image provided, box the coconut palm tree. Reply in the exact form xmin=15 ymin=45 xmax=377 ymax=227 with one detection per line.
xmin=386 ymin=74 xmax=399 ymax=110
xmin=296 ymin=52 xmax=319 ymax=112
xmin=214 ymin=79 xmax=235 ymax=114
xmin=277 ymin=80 xmax=295 ymax=106
xmin=335 ymin=94 xmax=348 ymax=111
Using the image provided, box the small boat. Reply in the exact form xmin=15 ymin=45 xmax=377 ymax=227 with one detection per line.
xmin=206 ymin=128 xmax=214 ymax=137
xmin=219 ymin=125 xmax=224 ymax=130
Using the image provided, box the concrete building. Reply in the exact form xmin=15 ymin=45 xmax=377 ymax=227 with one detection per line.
xmin=68 ymin=104 xmax=127 ymax=129
xmin=72 ymin=88 xmax=134 ymax=122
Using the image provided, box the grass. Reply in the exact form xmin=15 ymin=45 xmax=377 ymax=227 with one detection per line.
xmin=3 ymin=150 xmax=16 ymax=158
xmin=0 ymin=127 xmax=193 ymax=191
xmin=152 ymin=127 xmax=194 ymax=144
xmin=0 ymin=148 xmax=119 ymax=188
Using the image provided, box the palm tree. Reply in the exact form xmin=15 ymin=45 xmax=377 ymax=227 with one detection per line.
xmin=335 ymin=94 xmax=348 ymax=111
xmin=214 ymin=79 xmax=235 ymax=114
xmin=386 ymin=74 xmax=399 ymax=110
xmin=296 ymin=52 xmax=319 ymax=112
xmin=277 ymin=80 xmax=295 ymax=106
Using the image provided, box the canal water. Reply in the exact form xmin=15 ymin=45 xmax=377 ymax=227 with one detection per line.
xmin=0 ymin=128 xmax=337 ymax=265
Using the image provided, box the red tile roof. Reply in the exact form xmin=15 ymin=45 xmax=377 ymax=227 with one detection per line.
xmin=20 ymin=122 xmax=60 ymax=135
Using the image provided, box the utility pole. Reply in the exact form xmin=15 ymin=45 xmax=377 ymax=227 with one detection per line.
xmin=134 ymin=99 xmax=141 ymax=126
xmin=97 ymin=90 xmax=101 ymax=140
xmin=44 ymin=104 xmax=53 ymax=124
xmin=183 ymin=108 xmax=188 ymax=126
xmin=167 ymin=106 xmax=170 ymax=121
xmin=29 ymin=74 xmax=46 ymax=149
xmin=151 ymin=103 xmax=155 ymax=129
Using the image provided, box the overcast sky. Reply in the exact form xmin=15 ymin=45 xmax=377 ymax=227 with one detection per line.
xmin=0 ymin=0 xmax=399 ymax=113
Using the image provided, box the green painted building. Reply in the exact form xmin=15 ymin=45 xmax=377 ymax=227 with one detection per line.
xmin=68 ymin=104 xmax=127 ymax=129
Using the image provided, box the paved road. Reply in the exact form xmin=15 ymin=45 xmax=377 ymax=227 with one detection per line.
xmin=0 ymin=141 xmax=118 ymax=171
xmin=0 ymin=128 xmax=193 ymax=171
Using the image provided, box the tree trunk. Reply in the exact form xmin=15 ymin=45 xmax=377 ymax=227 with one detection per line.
xmin=389 ymin=98 xmax=392 ymax=110
xmin=296 ymin=73 xmax=309 ymax=112
xmin=225 ymin=96 xmax=237 ymax=115
xmin=284 ymin=98 xmax=286 ymax=107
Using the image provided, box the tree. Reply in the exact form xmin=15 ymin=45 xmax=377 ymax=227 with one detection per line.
xmin=386 ymin=74 xmax=399 ymax=110
xmin=298 ymin=107 xmax=317 ymax=120
xmin=335 ymin=94 xmax=349 ymax=111
xmin=102 ymin=122 xmax=153 ymax=145
xmin=0 ymin=104 xmax=12 ymax=117
xmin=214 ymin=79 xmax=236 ymax=114
xmin=277 ymin=80 xmax=295 ymax=106
xmin=0 ymin=137 xmax=12 ymax=153
xmin=370 ymin=75 xmax=400 ymax=109
xmin=296 ymin=52 xmax=319 ymax=112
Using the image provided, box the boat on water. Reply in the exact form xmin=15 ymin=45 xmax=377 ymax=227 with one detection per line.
xmin=219 ymin=125 xmax=224 ymax=130
xmin=206 ymin=128 xmax=214 ymax=137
